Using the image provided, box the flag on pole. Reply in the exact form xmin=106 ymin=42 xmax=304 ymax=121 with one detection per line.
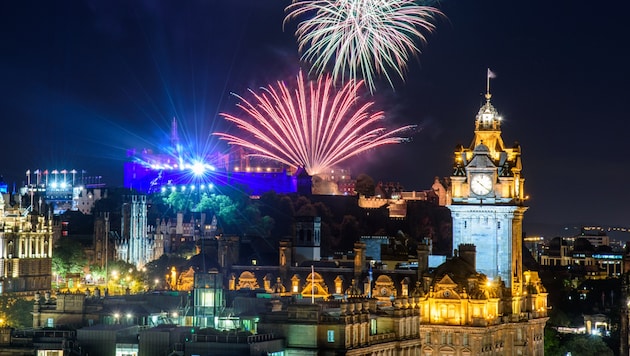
xmin=487 ymin=68 xmax=497 ymax=79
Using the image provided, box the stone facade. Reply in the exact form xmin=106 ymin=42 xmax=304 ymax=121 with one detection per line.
xmin=0 ymin=193 xmax=53 ymax=295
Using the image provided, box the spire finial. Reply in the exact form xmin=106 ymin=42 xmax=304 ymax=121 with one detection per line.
xmin=486 ymin=68 xmax=496 ymax=101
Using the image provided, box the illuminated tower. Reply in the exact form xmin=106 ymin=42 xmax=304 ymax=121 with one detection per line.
xmin=119 ymin=195 xmax=150 ymax=269
xmin=447 ymin=87 xmax=527 ymax=296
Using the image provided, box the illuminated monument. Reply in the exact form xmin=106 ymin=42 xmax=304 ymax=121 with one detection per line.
xmin=447 ymin=88 xmax=527 ymax=295
xmin=124 ymin=118 xmax=299 ymax=195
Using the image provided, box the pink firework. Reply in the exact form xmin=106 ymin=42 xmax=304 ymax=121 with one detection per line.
xmin=214 ymin=71 xmax=415 ymax=176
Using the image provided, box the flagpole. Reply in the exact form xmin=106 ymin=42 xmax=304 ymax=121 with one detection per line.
xmin=486 ymin=68 xmax=491 ymax=97
xmin=486 ymin=68 xmax=495 ymax=100
xmin=311 ymin=265 xmax=315 ymax=304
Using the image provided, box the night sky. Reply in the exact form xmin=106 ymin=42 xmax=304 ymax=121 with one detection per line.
xmin=1 ymin=1 xmax=628 ymax=238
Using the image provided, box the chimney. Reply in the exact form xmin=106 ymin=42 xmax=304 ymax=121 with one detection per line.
xmin=417 ymin=237 xmax=431 ymax=278
xmin=458 ymin=243 xmax=476 ymax=269
xmin=353 ymin=241 xmax=366 ymax=277
xmin=279 ymin=240 xmax=292 ymax=279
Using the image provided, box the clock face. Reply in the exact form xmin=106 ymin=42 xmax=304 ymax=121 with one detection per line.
xmin=470 ymin=173 xmax=493 ymax=196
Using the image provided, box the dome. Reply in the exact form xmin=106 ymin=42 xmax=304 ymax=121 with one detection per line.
xmin=473 ymin=143 xmax=491 ymax=154
xmin=475 ymin=100 xmax=502 ymax=131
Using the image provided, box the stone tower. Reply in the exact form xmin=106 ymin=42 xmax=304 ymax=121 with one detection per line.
xmin=292 ymin=216 xmax=321 ymax=265
xmin=447 ymin=88 xmax=527 ymax=296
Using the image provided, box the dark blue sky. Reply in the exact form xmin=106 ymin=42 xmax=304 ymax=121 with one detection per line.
xmin=1 ymin=1 xmax=628 ymax=238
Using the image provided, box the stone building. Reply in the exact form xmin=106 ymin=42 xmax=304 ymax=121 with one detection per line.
xmin=0 ymin=193 xmax=53 ymax=295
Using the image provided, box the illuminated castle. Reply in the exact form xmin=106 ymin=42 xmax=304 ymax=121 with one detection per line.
xmin=124 ymin=118 xmax=299 ymax=195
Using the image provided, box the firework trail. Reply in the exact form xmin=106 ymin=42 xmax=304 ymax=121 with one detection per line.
xmin=285 ymin=0 xmax=442 ymax=93
xmin=214 ymin=71 xmax=415 ymax=176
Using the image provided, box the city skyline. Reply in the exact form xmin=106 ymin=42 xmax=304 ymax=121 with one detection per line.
xmin=1 ymin=1 xmax=628 ymax=238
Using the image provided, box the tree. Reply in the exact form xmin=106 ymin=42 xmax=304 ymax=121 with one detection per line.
xmin=106 ymin=260 xmax=146 ymax=293
xmin=258 ymin=192 xmax=294 ymax=238
xmin=52 ymin=238 xmax=87 ymax=279
xmin=0 ymin=296 xmax=33 ymax=328
xmin=165 ymin=191 xmax=195 ymax=212
xmin=563 ymin=334 xmax=614 ymax=356
xmin=339 ymin=215 xmax=361 ymax=250
xmin=544 ymin=327 xmax=561 ymax=355
xmin=144 ymin=254 xmax=186 ymax=289
xmin=195 ymin=193 xmax=243 ymax=232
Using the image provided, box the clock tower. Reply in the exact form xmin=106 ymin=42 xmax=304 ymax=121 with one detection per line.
xmin=448 ymin=88 xmax=527 ymax=295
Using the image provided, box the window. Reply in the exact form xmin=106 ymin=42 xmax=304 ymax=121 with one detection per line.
xmin=47 ymin=318 xmax=54 ymax=328
xmin=327 ymin=330 xmax=335 ymax=342
xmin=463 ymin=333 xmax=469 ymax=346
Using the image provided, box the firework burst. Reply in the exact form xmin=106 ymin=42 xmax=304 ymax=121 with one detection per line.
xmin=214 ymin=71 xmax=415 ymax=176
xmin=285 ymin=0 xmax=442 ymax=93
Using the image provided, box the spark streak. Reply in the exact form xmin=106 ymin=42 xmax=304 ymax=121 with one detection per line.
xmin=214 ymin=71 xmax=415 ymax=176
xmin=285 ymin=0 xmax=442 ymax=93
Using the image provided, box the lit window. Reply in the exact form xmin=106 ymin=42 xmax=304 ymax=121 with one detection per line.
xmin=327 ymin=330 xmax=335 ymax=342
